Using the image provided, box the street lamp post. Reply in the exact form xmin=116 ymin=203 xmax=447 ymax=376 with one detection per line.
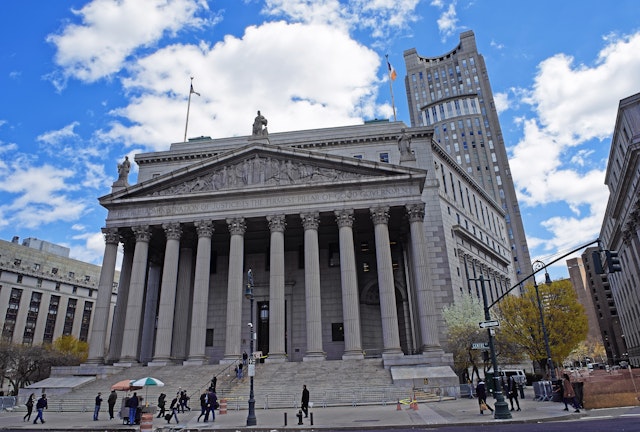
xmin=473 ymin=275 xmax=511 ymax=419
xmin=245 ymin=268 xmax=257 ymax=426
xmin=532 ymin=260 xmax=556 ymax=381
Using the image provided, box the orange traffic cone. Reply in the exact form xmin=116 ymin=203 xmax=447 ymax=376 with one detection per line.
xmin=396 ymin=400 xmax=402 ymax=411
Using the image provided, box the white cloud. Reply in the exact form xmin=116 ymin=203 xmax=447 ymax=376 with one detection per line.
xmin=46 ymin=0 xmax=209 ymax=84
xmin=493 ymin=92 xmax=510 ymax=114
xmin=0 ymin=161 xmax=89 ymax=229
xmin=101 ymin=21 xmax=381 ymax=150
xmin=431 ymin=0 xmax=458 ymax=39
xmin=70 ymin=231 xmax=108 ymax=265
xmin=36 ymin=122 xmax=79 ymax=145
xmin=510 ymin=31 xmax=640 ymax=254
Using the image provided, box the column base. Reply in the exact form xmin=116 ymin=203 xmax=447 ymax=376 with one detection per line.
xmin=342 ymin=351 xmax=365 ymax=360
xmin=265 ymin=353 xmax=287 ymax=363
xmin=382 ymin=349 xmax=404 ymax=360
xmin=113 ymin=362 xmax=134 ymax=368
xmin=303 ymin=352 xmax=326 ymax=362
xmin=219 ymin=357 xmax=240 ymax=365
xmin=147 ymin=361 xmax=169 ymax=367
xmin=183 ymin=359 xmax=205 ymax=366
xmin=84 ymin=357 xmax=105 ymax=365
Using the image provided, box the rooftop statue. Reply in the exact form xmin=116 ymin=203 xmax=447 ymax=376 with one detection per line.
xmin=252 ymin=110 xmax=268 ymax=136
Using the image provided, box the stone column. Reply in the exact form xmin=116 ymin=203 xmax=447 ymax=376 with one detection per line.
xmin=223 ymin=217 xmax=246 ymax=363
xmin=335 ymin=209 xmax=364 ymax=360
xmin=107 ymin=235 xmax=133 ymax=363
xmin=120 ymin=225 xmax=151 ymax=363
xmin=152 ymin=223 xmax=182 ymax=364
xmin=266 ymin=214 xmax=287 ymax=362
xmin=86 ymin=228 xmax=119 ymax=364
xmin=301 ymin=212 xmax=325 ymax=361
xmin=172 ymin=239 xmax=194 ymax=362
xmin=407 ymin=203 xmax=441 ymax=351
xmin=370 ymin=207 xmax=403 ymax=358
xmin=186 ymin=220 xmax=213 ymax=364
xmin=140 ymin=261 xmax=161 ymax=363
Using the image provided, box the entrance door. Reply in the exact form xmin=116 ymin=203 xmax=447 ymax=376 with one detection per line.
xmin=257 ymin=301 xmax=269 ymax=355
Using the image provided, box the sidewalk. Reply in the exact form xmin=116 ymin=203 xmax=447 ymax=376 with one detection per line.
xmin=0 ymin=392 xmax=579 ymax=431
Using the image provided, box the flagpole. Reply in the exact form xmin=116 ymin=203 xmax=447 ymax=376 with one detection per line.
xmin=386 ymin=54 xmax=397 ymax=122
xmin=184 ymin=77 xmax=194 ymax=142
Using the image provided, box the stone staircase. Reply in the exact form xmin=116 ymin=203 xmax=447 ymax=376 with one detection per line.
xmin=14 ymin=359 xmax=445 ymax=413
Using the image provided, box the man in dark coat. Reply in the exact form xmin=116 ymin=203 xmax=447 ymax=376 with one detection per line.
xmin=128 ymin=392 xmax=139 ymax=425
xmin=156 ymin=393 xmax=166 ymax=418
xmin=301 ymin=385 xmax=310 ymax=418
xmin=107 ymin=390 xmax=117 ymax=419
xmin=93 ymin=392 xmax=103 ymax=421
xmin=475 ymin=380 xmax=493 ymax=415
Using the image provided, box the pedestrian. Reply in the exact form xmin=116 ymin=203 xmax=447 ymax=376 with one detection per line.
xmin=238 ymin=362 xmax=243 ymax=379
xmin=475 ymin=379 xmax=493 ymax=415
xmin=553 ymin=379 xmax=568 ymax=410
xmin=301 ymin=384 xmax=310 ymax=418
xmin=107 ymin=390 xmax=117 ymax=419
xmin=243 ymin=351 xmax=248 ymax=366
xmin=179 ymin=390 xmax=190 ymax=412
xmin=210 ymin=375 xmax=217 ymax=393
xmin=204 ymin=389 xmax=217 ymax=422
xmin=168 ymin=394 xmax=179 ymax=423
xmin=508 ymin=377 xmax=521 ymax=411
xmin=33 ymin=394 xmax=47 ymax=424
xmin=562 ymin=373 xmax=580 ymax=413
xmin=156 ymin=393 xmax=166 ymax=418
xmin=234 ymin=365 xmax=238 ymax=379
xmin=93 ymin=392 xmax=103 ymax=420
xmin=23 ymin=393 xmax=35 ymax=422
xmin=197 ymin=391 xmax=207 ymax=422
xmin=127 ymin=392 xmax=139 ymax=425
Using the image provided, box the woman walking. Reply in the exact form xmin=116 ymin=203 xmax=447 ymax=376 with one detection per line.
xmin=562 ymin=373 xmax=580 ymax=413
xmin=23 ymin=393 xmax=35 ymax=422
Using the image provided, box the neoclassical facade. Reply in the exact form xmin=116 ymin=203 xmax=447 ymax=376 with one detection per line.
xmin=87 ymin=120 xmax=515 ymax=371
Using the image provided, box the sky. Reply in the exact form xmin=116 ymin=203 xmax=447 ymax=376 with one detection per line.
xmin=1 ymin=0 xmax=639 ymax=281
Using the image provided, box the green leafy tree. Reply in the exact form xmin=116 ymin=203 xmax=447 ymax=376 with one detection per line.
xmin=496 ymin=279 xmax=588 ymax=376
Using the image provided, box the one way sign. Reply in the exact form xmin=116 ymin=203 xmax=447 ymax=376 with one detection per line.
xmin=479 ymin=320 xmax=500 ymax=329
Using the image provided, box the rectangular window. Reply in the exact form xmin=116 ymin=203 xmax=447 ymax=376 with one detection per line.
xmin=43 ymin=295 xmax=60 ymax=344
xmin=328 ymin=243 xmax=339 ymax=267
xmin=79 ymin=301 xmax=93 ymax=342
xmin=331 ymin=323 xmax=345 ymax=342
xmin=63 ymin=299 xmax=77 ymax=336
xmin=2 ymin=288 xmax=22 ymax=342
xmin=206 ymin=329 xmax=214 ymax=347
xmin=22 ymin=291 xmax=42 ymax=345
xmin=379 ymin=153 xmax=389 ymax=163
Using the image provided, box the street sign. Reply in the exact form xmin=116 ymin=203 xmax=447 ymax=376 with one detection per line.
xmin=471 ymin=342 xmax=489 ymax=350
xmin=479 ymin=320 xmax=500 ymax=329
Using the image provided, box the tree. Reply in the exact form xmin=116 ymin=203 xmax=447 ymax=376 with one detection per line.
xmin=496 ymin=279 xmax=588 ymax=376
xmin=442 ymin=294 xmax=524 ymax=383
xmin=51 ymin=335 xmax=89 ymax=362
xmin=442 ymin=294 xmax=485 ymax=382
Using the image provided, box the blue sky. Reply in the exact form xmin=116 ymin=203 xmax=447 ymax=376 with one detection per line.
xmin=1 ymin=0 xmax=639 ymax=281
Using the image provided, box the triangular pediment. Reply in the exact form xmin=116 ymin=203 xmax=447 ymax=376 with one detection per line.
xmin=101 ymin=142 xmax=426 ymax=205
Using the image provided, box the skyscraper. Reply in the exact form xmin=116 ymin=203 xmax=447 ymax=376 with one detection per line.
xmin=403 ymin=30 xmax=532 ymax=282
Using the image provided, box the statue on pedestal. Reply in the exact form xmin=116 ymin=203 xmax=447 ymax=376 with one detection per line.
xmin=252 ymin=111 xmax=268 ymax=136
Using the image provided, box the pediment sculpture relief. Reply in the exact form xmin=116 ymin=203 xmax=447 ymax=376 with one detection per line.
xmin=151 ymin=155 xmax=366 ymax=196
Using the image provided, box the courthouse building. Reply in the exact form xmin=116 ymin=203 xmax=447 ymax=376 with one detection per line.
xmin=87 ymin=117 xmax=518 ymax=369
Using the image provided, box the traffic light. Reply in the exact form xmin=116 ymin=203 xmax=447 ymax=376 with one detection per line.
xmin=606 ymin=250 xmax=622 ymax=273
xmin=591 ymin=251 xmax=604 ymax=274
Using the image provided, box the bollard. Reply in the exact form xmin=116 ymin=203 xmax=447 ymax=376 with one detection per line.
xmin=297 ymin=409 xmax=304 ymax=425
xmin=219 ymin=398 xmax=227 ymax=415
xmin=284 ymin=412 xmax=287 ymax=426
xmin=310 ymin=412 xmax=313 ymax=426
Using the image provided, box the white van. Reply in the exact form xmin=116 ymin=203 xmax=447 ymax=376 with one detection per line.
xmin=498 ymin=369 xmax=526 ymax=386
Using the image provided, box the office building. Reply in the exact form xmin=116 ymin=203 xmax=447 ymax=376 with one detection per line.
xmin=403 ymin=30 xmax=532 ymax=283
xmin=0 ymin=237 xmax=118 ymax=346
xmin=599 ymin=92 xmax=640 ymax=366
